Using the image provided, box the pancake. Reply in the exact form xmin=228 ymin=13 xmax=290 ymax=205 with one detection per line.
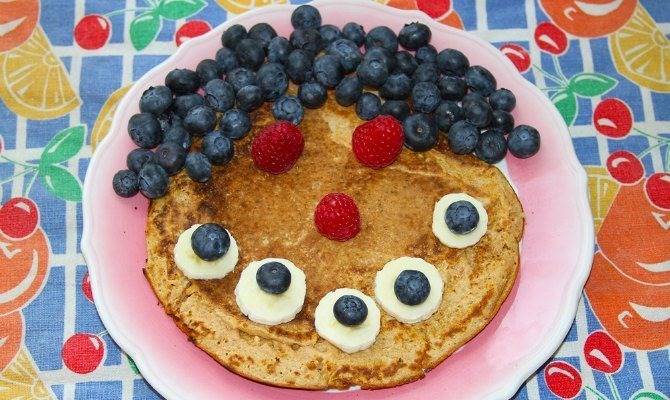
xmin=143 ymin=89 xmax=524 ymax=389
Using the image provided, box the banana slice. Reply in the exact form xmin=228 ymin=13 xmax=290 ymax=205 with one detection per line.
xmin=234 ymin=258 xmax=306 ymax=325
xmin=173 ymin=224 xmax=239 ymax=280
xmin=374 ymin=257 xmax=444 ymax=324
xmin=314 ymin=288 xmax=381 ymax=354
xmin=432 ymin=193 xmax=488 ymax=248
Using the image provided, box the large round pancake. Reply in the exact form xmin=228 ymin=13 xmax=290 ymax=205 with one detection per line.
xmin=143 ymin=90 xmax=524 ymax=390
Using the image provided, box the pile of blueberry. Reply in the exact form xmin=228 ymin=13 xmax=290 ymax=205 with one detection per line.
xmin=113 ymin=4 xmax=540 ymax=199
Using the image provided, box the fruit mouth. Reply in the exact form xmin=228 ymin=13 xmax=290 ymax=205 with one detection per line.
xmin=636 ymin=259 xmax=670 ymax=273
xmin=628 ymin=302 xmax=670 ymax=323
xmin=570 ymin=0 xmax=625 ymax=18
xmin=0 ymin=249 xmax=38 ymax=304
xmin=0 ymin=17 xmax=26 ymax=36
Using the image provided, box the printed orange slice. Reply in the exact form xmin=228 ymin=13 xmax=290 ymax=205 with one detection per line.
xmin=214 ymin=0 xmax=287 ymax=14
xmin=586 ymin=166 xmax=620 ymax=233
xmin=91 ymin=84 xmax=133 ymax=152
xmin=0 ymin=348 xmax=54 ymax=399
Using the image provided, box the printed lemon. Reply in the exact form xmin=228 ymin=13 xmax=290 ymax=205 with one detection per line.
xmin=0 ymin=348 xmax=53 ymax=399
xmin=91 ymin=84 xmax=132 ymax=152
xmin=610 ymin=4 xmax=670 ymax=92
xmin=0 ymin=26 xmax=80 ymax=120
xmin=214 ymin=0 xmax=286 ymax=14
xmin=586 ymin=166 xmax=620 ymax=233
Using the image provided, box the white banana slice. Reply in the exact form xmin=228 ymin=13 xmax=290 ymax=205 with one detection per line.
xmin=432 ymin=193 xmax=488 ymax=248
xmin=173 ymin=224 xmax=239 ymax=280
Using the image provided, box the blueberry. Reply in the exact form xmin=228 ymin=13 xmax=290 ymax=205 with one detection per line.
xmin=333 ymin=295 xmax=368 ymax=326
xmin=313 ymin=54 xmax=344 ymax=88
xmin=381 ymin=100 xmax=411 ymax=122
xmin=247 ymin=22 xmax=277 ymax=50
xmin=235 ymin=38 xmax=266 ymax=71
xmin=490 ymin=110 xmax=515 ymax=133
xmin=394 ymin=270 xmax=431 ymax=305
xmin=128 ymin=113 xmax=162 ymax=149
xmin=163 ymin=125 xmax=191 ymax=150
xmin=326 ymin=39 xmax=363 ymax=74
xmin=393 ymin=50 xmax=418 ymax=76
xmin=436 ymin=48 xmax=469 ymax=77
xmin=256 ymin=261 xmax=292 ymax=294
xmin=489 ymin=88 xmax=516 ymax=112
xmin=291 ymin=4 xmax=322 ymax=30
xmin=183 ymin=105 xmax=217 ymax=136
xmin=273 ymin=94 xmax=304 ymax=125
xmin=507 ymin=125 xmax=540 ymax=159
xmin=356 ymin=57 xmax=388 ymax=88
xmin=403 ymin=113 xmax=439 ymax=152
xmin=172 ymin=93 xmax=204 ymax=118
xmin=226 ymin=67 xmax=257 ymax=93
xmin=196 ymin=59 xmax=222 ymax=84
xmin=411 ymin=82 xmax=441 ymax=113
xmin=290 ymin=28 xmax=323 ymax=58
xmin=127 ymin=148 xmax=157 ymax=173
xmin=461 ymin=91 xmax=487 ymax=108
xmin=139 ymin=86 xmax=173 ymax=115
xmin=463 ymin=98 xmax=493 ymax=128
xmin=286 ymin=49 xmax=314 ymax=84
xmin=448 ymin=120 xmax=480 ymax=154
xmin=267 ymin=36 xmax=292 ymax=65
xmin=435 ymin=101 xmax=464 ymax=133
xmin=155 ymin=142 xmax=186 ymax=175
xmin=365 ymin=26 xmax=398 ymax=54
xmin=398 ymin=22 xmax=431 ymax=50
xmin=185 ymin=152 xmax=212 ymax=183
xmin=218 ymin=109 xmax=250 ymax=140
xmin=438 ymin=76 xmax=467 ymax=101
xmin=204 ymin=79 xmax=235 ymax=112
xmin=465 ymin=65 xmax=497 ymax=96
xmin=342 ymin=22 xmax=365 ymax=47
xmin=191 ymin=223 xmax=230 ymax=261
xmin=319 ymin=24 xmax=342 ymax=48
xmin=112 ymin=169 xmax=139 ymax=198
xmin=257 ymin=63 xmax=289 ymax=101
xmin=413 ymin=62 xmax=440 ymax=84
xmin=379 ymin=73 xmax=411 ymax=100
xmin=475 ymin=129 xmax=507 ymax=164
xmin=156 ymin=112 xmax=173 ymax=133
xmin=236 ymin=85 xmax=264 ymax=112
xmin=415 ymin=44 xmax=437 ymax=64
xmin=365 ymin=47 xmax=396 ymax=71
xmin=138 ymin=162 xmax=170 ymax=199
xmin=202 ymin=131 xmax=234 ymax=165
xmin=298 ymin=81 xmax=327 ymax=109
xmin=215 ymin=47 xmax=238 ymax=72
xmin=445 ymin=200 xmax=479 ymax=234
xmin=165 ymin=69 xmax=201 ymax=94
xmin=335 ymin=76 xmax=363 ymax=107
xmin=356 ymin=92 xmax=382 ymax=121
xmin=221 ymin=24 xmax=247 ymax=49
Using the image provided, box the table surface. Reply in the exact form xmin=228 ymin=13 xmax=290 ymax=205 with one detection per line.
xmin=0 ymin=0 xmax=668 ymax=399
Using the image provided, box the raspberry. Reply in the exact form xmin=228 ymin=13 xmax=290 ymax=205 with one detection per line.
xmin=352 ymin=115 xmax=403 ymax=169
xmin=251 ymin=121 xmax=305 ymax=174
xmin=314 ymin=193 xmax=361 ymax=241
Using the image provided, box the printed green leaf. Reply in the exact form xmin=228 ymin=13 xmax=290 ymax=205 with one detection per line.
xmin=39 ymin=165 xmax=82 ymax=202
xmin=130 ymin=11 xmax=162 ymax=51
xmin=631 ymin=391 xmax=669 ymax=400
xmin=127 ymin=355 xmax=140 ymax=375
xmin=157 ymin=0 xmax=206 ymax=20
xmin=568 ymin=72 xmax=617 ymax=97
xmin=551 ymin=89 xmax=578 ymax=126
xmin=40 ymin=125 xmax=85 ymax=166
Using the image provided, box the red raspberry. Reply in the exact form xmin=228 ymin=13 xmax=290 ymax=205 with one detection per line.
xmin=314 ymin=193 xmax=361 ymax=241
xmin=251 ymin=121 xmax=305 ymax=174
xmin=352 ymin=115 xmax=404 ymax=169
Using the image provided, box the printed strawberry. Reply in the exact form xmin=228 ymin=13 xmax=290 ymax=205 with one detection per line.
xmin=352 ymin=115 xmax=404 ymax=169
xmin=251 ymin=121 xmax=305 ymax=174
xmin=314 ymin=193 xmax=361 ymax=241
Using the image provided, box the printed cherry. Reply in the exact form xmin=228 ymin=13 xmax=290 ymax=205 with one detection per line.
xmin=74 ymin=14 xmax=111 ymax=50
xmin=645 ymin=173 xmax=670 ymax=210
xmin=175 ymin=20 xmax=212 ymax=47
xmin=606 ymin=150 xmax=644 ymax=185
xmin=0 ymin=197 xmax=39 ymax=240
xmin=534 ymin=22 xmax=568 ymax=55
xmin=544 ymin=361 xmax=583 ymax=399
xmin=82 ymin=272 xmax=93 ymax=302
xmin=416 ymin=0 xmax=451 ymax=18
xmin=62 ymin=333 xmax=105 ymax=374
xmin=499 ymin=44 xmax=531 ymax=73
xmin=594 ymin=98 xmax=633 ymax=138
xmin=584 ymin=330 xmax=623 ymax=374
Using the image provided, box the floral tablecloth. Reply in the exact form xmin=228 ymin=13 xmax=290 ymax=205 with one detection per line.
xmin=0 ymin=0 xmax=668 ymax=399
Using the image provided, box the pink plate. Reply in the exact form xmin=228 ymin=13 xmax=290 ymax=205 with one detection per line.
xmin=82 ymin=1 xmax=594 ymax=399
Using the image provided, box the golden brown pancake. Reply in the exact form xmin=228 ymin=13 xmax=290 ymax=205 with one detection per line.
xmin=144 ymin=90 xmax=524 ymax=390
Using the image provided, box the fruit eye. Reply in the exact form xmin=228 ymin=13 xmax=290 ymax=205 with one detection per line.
xmin=256 ymin=261 xmax=292 ymax=294
xmin=445 ymin=200 xmax=479 ymax=234
xmin=394 ymin=269 xmax=431 ymax=305
xmin=432 ymin=193 xmax=489 ymax=249
xmin=333 ymin=294 xmax=368 ymax=326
